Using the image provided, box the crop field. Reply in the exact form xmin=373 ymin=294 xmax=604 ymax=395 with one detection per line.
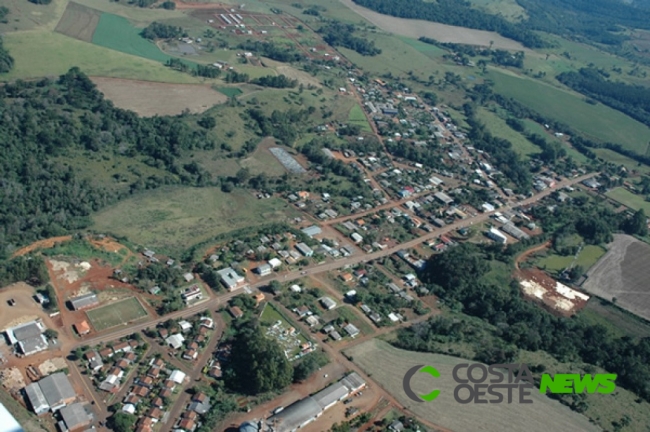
xmin=91 ymin=12 xmax=192 ymax=65
xmin=92 ymin=77 xmax=227 ymax=116
xmin=346 ymin=340 xmax=598 ymax=432
xmin=86 ymin=297 xmax=148 ymax=331
xmin=534 ymin=245 xmax=606 ymax=273
xmin=582 ymin=234 xmax=650 ymax=321
xmin=54 ymin=1 xmax=101 ymax=42
xmin=477 ymin=108 xmax=539 ymax=157
xmin=91 ymin=186 xmax=298 ymax=255
xmin=489 ymin=69 xmax=650 ymax=152
xmin=217 ymin=87 xmax=243 ymax=98
xmin=347 ymin=104 xmax=372 ymax=132
xmin=2 ymin=31 xmax=201 ymax=83
xmin=606 ymin=187 xmax=650 ymax=214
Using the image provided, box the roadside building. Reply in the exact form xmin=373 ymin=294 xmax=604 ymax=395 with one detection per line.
xmin=487 ymin=227 xmax=507 ymax=244
xmin=217 ymin=267 xmax=247 ymax=291
xmin=301 ymin=226 xmax=322 ymax=238
xmin=59 ymin=403 xmax=93 ymax=431
xmin=255 ymin=264 xmax=272 ymax=276
xmin=295 ymin=243 xmax=314 ymax=257
xmin=74 ymin=321 xmax=91 ymax=336
xmin=69 ymin=293 xmax=99 ymax=311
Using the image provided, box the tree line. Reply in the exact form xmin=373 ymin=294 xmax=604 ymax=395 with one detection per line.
xmin=237 ymin=40 xmax=303 ymax=63
xmin=141 ymin=22 xmax=186 ymax=40
xmin=318 ymin=21 xmax=381 ymax=56
xmin=0 ymin=37 xmax=14 ymax=73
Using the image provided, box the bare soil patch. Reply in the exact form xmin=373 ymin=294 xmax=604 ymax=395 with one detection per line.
xmin=339 ymin=0 xmax=527 ymax=51
xmin=582 ymin=234 xmax=650 ymax=321
xmin=91 ymin=77 xmax=228 ymax=116
xmin=11 ymin=236 xmax=72 ymax=258
xmin=54 ymin=1 xmax=101 ymax=43
xmin=0 ymin=283 xmax=59 ymax=333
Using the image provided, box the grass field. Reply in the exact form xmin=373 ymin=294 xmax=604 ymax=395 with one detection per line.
xmin=86 ymin=297 xmax=148 ymax=331
xmin=580 ymin=299 xmax=650 ymax=339
xmin=41 ymin=239 xmax=126 ymax=267
xmin=477 ymin=108 xmax=539 ymax=157
xmin=336 ymin=305 xmax=375 ymax=336
xmin=217 ymin=87 xmax=244 ymax=98
xmin=239 ymin=139 xmax=287 ymax=176
xmin=594 ymin=148 xmax=650 ymax=174
xmin=92 ymin=13 xmax=175 ymax=63
xmin=346 ymin=339 xmax=599 ymax=432
xmin=54 ymin=1 xmax=100 ymax=42
xmin=535 ymin=245 xmax=606 ymax=273
xmin=489 ymin=69 xmax=650 ymax=153
xmin=91 ymin=186 xmax=298 ymax=255
xmin=2 ymin=31 xmax=202 ymax=83
xmin=606 ymin=187 xmax=650 ymax=213
xmin=347 ymin=104 xmax=372 ymax=132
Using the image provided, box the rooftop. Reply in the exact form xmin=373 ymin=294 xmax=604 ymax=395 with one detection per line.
xmin=60 ymin=403 xmax=93 ymax=430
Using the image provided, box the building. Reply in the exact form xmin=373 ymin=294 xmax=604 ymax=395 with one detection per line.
xmin=268 ymin=258 xmax=282 ymax=269
xmin=350 ymin=232 xmax=363 ymax=244
xmin=500 ymin=222 xmax=530 ymax=240
xmin=5 ymin=320 xmax=49 ymax=356
xmin=481 ymin=202 xmax=495 ymax=213
xmin=434 ymin=192 xmax=454 ymax=205
xmin=217 ymin=267 xmax=247 ymax=291
xmin=301 ymin=225 xmax=322 ymax=238
xmin=25 ymin=373 xmax=76 ymax=413
xmin=170 ymin=370 xmax=186 ymax=384
xmin=59 ymin=403 xmax=93 ymax=431
xmin=74 ymin=321 xmax=91 ymax=336
xmin=295 ymin=243 xmax=314 ymax=257
xmin=487 ymin=227 xmax=507 ymax=244
xmin=183 ymin=272 xmax=195 ymax=282
xmin=319 ymin=297 xmax=336 ymax=310
xmin=229 ymin=306 xmax=244 ymax=319
xmin=255 ymin=264 xmax=272 ymax=276
xmin=69 ymin=293 xmax=99 ymax=311
xmin=166 ymin=334 xmax=185 ymax=350
xmin=343 ymin=323 xmax=360 ymax=338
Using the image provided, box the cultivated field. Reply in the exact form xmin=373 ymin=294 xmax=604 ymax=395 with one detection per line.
xmin=346 ymin=340 xmax=599 ymax=432
xmin=489 ymin=69 xmax=650 ymax=152
xmin=92 ymin=77 xmax=227 ymax=116
xmin=86 ymin=296 xmax=148 ymax=331
xmin=338 ymin=0 xmax=527 ymax=50
xmin=91 ymin=186 xmax=298 ymax=255
xmin=54 ymin=1 xmax=100 ymax=42
xmin=583 ymin=234 xmax=650 ymax=321
xmin=606 ymin=187 xmax=650 ymax=214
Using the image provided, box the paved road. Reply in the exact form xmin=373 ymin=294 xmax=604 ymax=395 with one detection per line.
xmin=76 ymin=172 xmax=595 ymax=350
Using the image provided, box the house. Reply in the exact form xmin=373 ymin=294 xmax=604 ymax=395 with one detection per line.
xmin=170 ymin=370 xmax=187 ymax=384
xmin=339 ymin=273 xmax=353 ymax=283
xmin=147 ymin=367 xmax=161 ymax=379
xmin=181 ymin=285 xmax=202 ymax=303
xmin=296 ymin=306 xmax=310 ymax=318
xmin=351 ymin=233 xmax=363 ymax=244
xmin=166 ymin=334 xmax=186 ymax=350
xmin=85 ymin=351 xmax=103 ymax=373
xmin=481 ymin=202 xmax=495 ymax=213
xmin=179 ymin=321 xmax=192 ymax=333
xmin=255 ymin=264 xmax=272 ymax=276
xmin=69 ymin=293 xmax=99 ymax=311
xmin=146 ymin=407 xmax=163 ymax=421
xmin=389 ymin=420 xmax=405 ymax=431
xmin=183 ymin=349 xmax=198 ymax=360
xmin=229 ymin=306 xmax=244 ymax=319
xmin=189 ymin=393 xmax=212 ymax=414
xmin=200 ymin=317 xmax=214 ymax=329
xmin=295 ymin=243 xmax=314 ymax=257
xmin=183 ymin=272 xmax=195 ymax=282
xmin=122 ymin=404 xmax=136 ymax=415
xmin=113 ymin=341 xmax=132 ymax=354
xmin=343 ymin=324 xmax=360 ymax=338
xmin=434 ymin=192 xmax=454 ymax=205
xmin=253 ymin=292 xmax=265 ymax=305
xmin=319 ymin=297 xmax=336 ymax=310
xmin=268 ymin=258 xmax=282 ymax=269
xmin=152 ymin=397 xmax=165 ymax=409
xmin=178 ymin=418 xmax=196 ymax=432
xmin=290 ymin=284 xmax=302 ymax=293
xmin=487 ymin=227 xmax=507 ymax=244
xmin=301 ymin=225 xmax=322 ymax=238
xmin=132 ymin=385 xmax=149 ymax=398
xmin=217 ymin=267 xmax=247 ymax=291
xmin=98 ymin=347 xmax=113 ymax=359
xmin=305 ymin=315 xmax=319 ymax=327
xmin=124 ymin=394 xmax=140 ymax=405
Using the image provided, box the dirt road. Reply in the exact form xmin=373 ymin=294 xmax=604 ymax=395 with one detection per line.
xmin=11 ymin=236 xmax=72 ymax=258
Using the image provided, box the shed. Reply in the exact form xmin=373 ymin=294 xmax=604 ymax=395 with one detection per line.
xmin=319 ymin=297 xmax=336 ymax=310
xmin=69 ymin=293 xmax=99 ymax=311
xmin=301 ymin=225 xmax=322 ymax=238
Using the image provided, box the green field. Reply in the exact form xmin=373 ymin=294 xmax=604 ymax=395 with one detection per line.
xmin=41 ymin=239 xmax=127 ymax=267
xmin=347 ymin=104 xmax=372 ymax=132
xmin=92 ymin=13 xmax=174 ymax=63
xmin=606 ymin=187 xmax=650 ymax=213
xmin=346 ymin=340 xmax=599 ymax=432
xmin=594 ymin=148 xmax=650 ymax=174
xmin=1 ymin=31 xmax=202 ymax=83
xmin=336 ymin=305 xmax=375 ymax=336
xmin=91 ymin=186 xmax=297 ymax=255
xmin=217 ymin=87 xmax=244 ymax=98
xmin=535 ymin=245 xmax=606 ymax=273
xmin=86 ymin=297 xmax=148 ymax=331
xmin=489 ymin=69 xmax=650 ymax=153
xmin=477 ymin=108 xmax=539 ymax=157
xmin=580 ymin=299 xmax=650 ymax=339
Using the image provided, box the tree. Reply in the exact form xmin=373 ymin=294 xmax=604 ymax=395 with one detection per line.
xmin=622 ymin=209 xmax=648 ymax=236
xmin=225 ymin=322 xmax=293 ymax=394
xmin=197 ymin=116 xmax=216 ymax=129
xmin=293 ymin=351 xmax=328 ymax=382
xmin=108 ymin=413 xmax=136 ymax=432
xmin=44 ymin=329 xmax=58 ymax=340
xmin=235 ymin=168 xmax=251 ymax=185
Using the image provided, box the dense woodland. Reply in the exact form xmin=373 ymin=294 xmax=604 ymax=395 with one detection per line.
xmin=237 ymin=40 xmax=303 ymax=63
xmin=318 ymin=21 xmax=381 ymax=56
xmin=141 ymin=22 xmax=186 ymax=40
xmin=0 ymin=37 xmax=13 ymax=73
xmin=557 ymin=67 xmax=650 ymax=128
xmin=0 ymin=68 xmax=218 ymax=259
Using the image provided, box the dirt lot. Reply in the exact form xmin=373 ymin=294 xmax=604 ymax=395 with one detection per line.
xmin=0 ymin=283 xmax=60 ymax=332
xmin=346 ymin=339 xmax=599 ymax=432
xmin=91 ymin=77 xmax=228 ymax=116
xmin=339 ymin=0 xmax=528 ymax=51
xmin=582 ymin=234 xmax=650 ymax=321
xmin=11 ymin=236 xmax=72 ymax=258
xmin=54 ymin=1 xmax=100 ymax=42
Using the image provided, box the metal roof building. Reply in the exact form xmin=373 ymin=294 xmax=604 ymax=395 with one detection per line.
xmin=500 ymin=222 xmax=530 ymax=240
xmin=312 ymin=382 xmax=349 ymax=410
xmin=59 ymin=403 xmax=93 ymax=431
xmin=217 ymin=267 xmax=246 ymax=291
xmin=18 ymin=336 xmax=48 ymax=356
xmin=341 ymin=372 xmax=366 ymax=393
xmin=301 ymin=225 xmax=322 ymax=238
xmin=25 ymin=382 xmax=49 ymax=415
xmin=266 ymin=397 xmax=322 ymax=432
xmin=69 ymin=293 xmax=99 ymax=311
xmin=11 ymin=322 xmax=43 ymax=343
xmin=39 ymin=373 xmax=76 ymax=411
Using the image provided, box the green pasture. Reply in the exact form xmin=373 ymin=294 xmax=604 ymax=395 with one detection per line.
xmin=348 ymin=104 xmax=372 ymax=132
xmin=606 ymin=187 xmax=650 ymax=213
xmin=477 ymin=108 xmax=539 ymax=157
xmin=535 ymin=245 xmax=606 ymax=273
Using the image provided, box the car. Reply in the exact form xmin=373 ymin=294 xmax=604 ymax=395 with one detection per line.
xmin=343 ymin=399 xmax=353 ymax=405
xmin=272 ymin=406 xmax=284 ymax=415
xmin=7 ymin=299 xmax=15 ymax=306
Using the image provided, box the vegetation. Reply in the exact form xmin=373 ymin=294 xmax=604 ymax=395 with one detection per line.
xmin=319 ymin=21 xmax=381 ymax=56
xmin=237 ymin=40 xmax=303 ymax=63
xmin=0 ymin=255 xmax=49 ymax=286
xmin=108 ymin=412 xmax=136 ymax=432
xmin=0 ymin=37 xmax=14 ymax=73
xmin=141 ymin=22 xmax=186 ymax=40
xmin=293 ymin=351 xmax=329 ymax=382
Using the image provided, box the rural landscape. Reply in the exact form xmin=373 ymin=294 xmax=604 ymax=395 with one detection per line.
xmin=2 ymin=0 xmax=650 ymax=431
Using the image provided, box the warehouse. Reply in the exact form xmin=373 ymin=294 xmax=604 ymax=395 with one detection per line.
xmin=25 ymin=372 xmax=76 ymax=413
xmin=69 ymin=293 xmax=99 ymax=311
xmin=500 ymin=222 xmax=530 ymax=240
xmin=434 ymin=192 xmax=454 ymax=205
xmin=301 ymin=225 xmax=322 ymax=238
xmin=487 ymin=227 xmax=507 ymax=244
xmin=58 ymin=403 xmax=93 ymax=431
xmin=5 ymin=320 xmax=49 ymax=356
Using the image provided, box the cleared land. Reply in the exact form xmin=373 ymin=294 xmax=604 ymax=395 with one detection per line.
xmin=86 ymin=296 xmax=148 ymax=331
xmin=54 ymin=1 xmax=100 ymax=42
xmin=477 ymin=108 xmax=539 ymax=157
xmin=489 ymin=69 xmax=650 ymax=152
xmin=348 ymin=104 xmax=372 ymax=132
xmin=535 ymin=245 xmax=606 ymax=273
xmin=606 ymin=187 xmax=650 ymax=214
xmin=91 ymin=186 xmax=297 ymax=254
xmin=239 ymin=138 xmax=287 ymax=176
xmin=347 ymin=340 xmax=599 ymax=432
xmin=91 ymin=77 xmax=227 ymax=116
xmin=583 ymin=234 xmax=650 ymax=321
xmin=338 ymin=0 xmax=527 ymax=50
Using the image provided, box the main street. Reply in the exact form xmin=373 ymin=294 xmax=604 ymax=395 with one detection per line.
xmin=76 ymin=171 xmax=596 ymax=349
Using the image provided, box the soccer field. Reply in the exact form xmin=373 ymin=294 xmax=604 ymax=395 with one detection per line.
xmin=86 ymin=297 xmax=148 ymax=331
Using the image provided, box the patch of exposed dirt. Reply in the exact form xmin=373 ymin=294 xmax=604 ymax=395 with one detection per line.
xmin=11 ymin=236 xmax=72 ymax=258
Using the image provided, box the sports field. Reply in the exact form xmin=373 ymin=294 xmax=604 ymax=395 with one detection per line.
xmin=86 ymin=297 xmax=148 ymax=331
xmin=489 ymin=69 xmax=650 ymax=153
xmin=347 ymin=339 xmax=599 ymax=432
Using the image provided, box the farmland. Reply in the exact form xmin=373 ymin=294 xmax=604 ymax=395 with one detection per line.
xmin=346 ymin=339 xmax=599 ymax=432
xmin=580 ymin=299 xmax=650 ymax=339
xmin=86 ymin=297 xmax=148 ymax=331
xmin=489 ymin=69 xmax=650 ymax=153
xmin=91 ymin=187 xmax=298 ymax=255
xmin=91 ymin=77 xmax=227 ymax=116
xmin=583 ymin=234 xmax=650 ymax=321
xmin=54 ymin=1 xmax=101 ymax=43
xmin=476 ymin=108 xmax=540 ymax=157
xmin=606 ymin=187 xmax=650 ymax=214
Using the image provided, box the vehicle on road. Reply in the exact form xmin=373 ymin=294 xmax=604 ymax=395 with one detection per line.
xmin=272 ymin=406 xmax=284 ymax=415
xmin=7 ymin=299 xmax=15 ymax=306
